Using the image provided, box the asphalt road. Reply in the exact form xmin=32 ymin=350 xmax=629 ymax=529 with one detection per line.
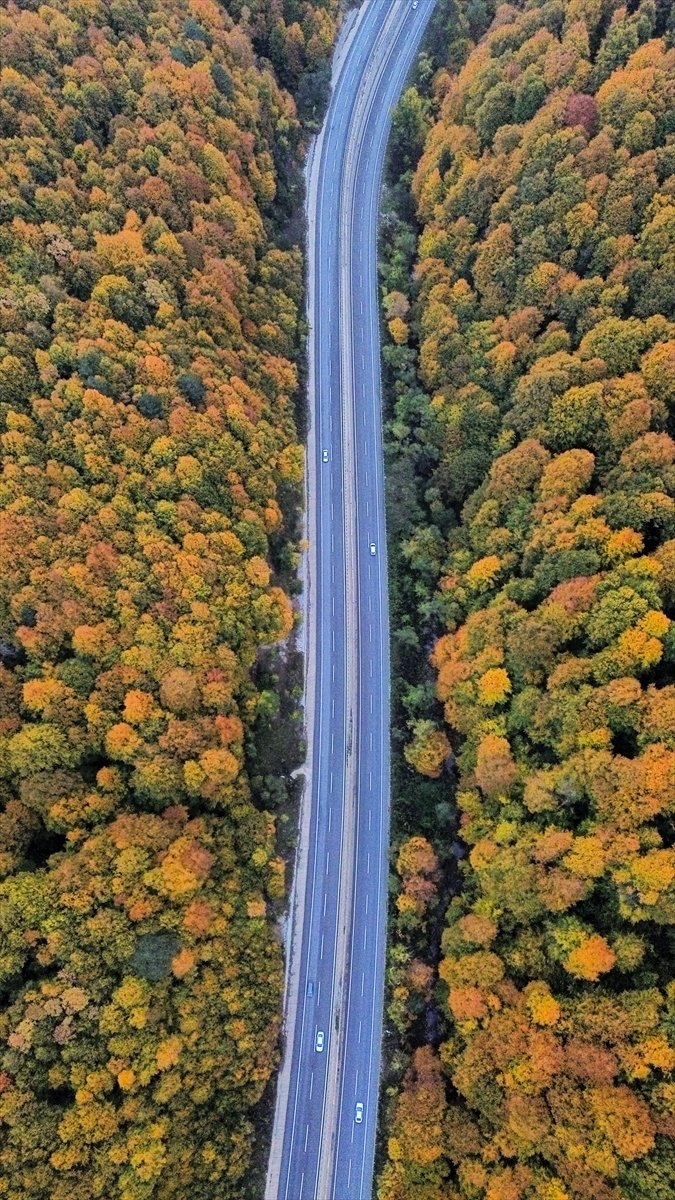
xmin=266 ymin=4 xmax=436 ymax=1199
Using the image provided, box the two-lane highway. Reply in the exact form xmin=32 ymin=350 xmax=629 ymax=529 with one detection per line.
xmin=266 ymin=4 xmax=436 ymax=1199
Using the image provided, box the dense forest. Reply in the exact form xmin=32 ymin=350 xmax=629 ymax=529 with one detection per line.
xmin=0 ymin=0 xmax=337 ymax=1196
xmin=378 ymin=2 xmax=675 ymax=1199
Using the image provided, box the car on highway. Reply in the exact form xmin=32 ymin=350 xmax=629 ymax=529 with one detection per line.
xmin=307 ymin=981 xmax=314 ymax=998
xmin=369 ymin=542 xmax=376 ymax=556
xmin=355 ymin=1102 xmax=364 ymax=1124
xmin=322 ymin=449 xmax=329 ymax=462
xmin=315 ymin=1030 xmax=325 ymax=1052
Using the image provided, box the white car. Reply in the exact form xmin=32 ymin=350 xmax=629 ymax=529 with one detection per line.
xmin=322 ymin=449 xmax=329 ymax=462
xmin=369 ymin=542 xmax=376 ymax=556
xmin=412 ymin=1 xmax=418 ymax=8
xmin=355 ymin=1102 xmax=364 ymax=1123
xmin=315 ymin=1030 xmax=325 ymax=1052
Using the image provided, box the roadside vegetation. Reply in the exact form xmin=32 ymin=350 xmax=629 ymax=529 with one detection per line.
xmin=0 ymin=0 xmax=337 ymax=1196
xmin=378 ymin=2 xmax=675 ymax=1198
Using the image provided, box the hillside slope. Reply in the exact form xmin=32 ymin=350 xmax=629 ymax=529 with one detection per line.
xmin=378 ymin=3 xmax=675 ymax=1199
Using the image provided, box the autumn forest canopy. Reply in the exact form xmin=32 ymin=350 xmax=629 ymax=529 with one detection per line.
xmin=0 ymin=0 xmax=338 ymax=1196
xmin=378 ymin=1 xmax=675 ymax=1200
xmin=1 ymin=0 xmax=674 ymax=1196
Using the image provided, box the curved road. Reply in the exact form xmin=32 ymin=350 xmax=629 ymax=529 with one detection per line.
xmin=266 ymin=4 xmax=436 ymax=1199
